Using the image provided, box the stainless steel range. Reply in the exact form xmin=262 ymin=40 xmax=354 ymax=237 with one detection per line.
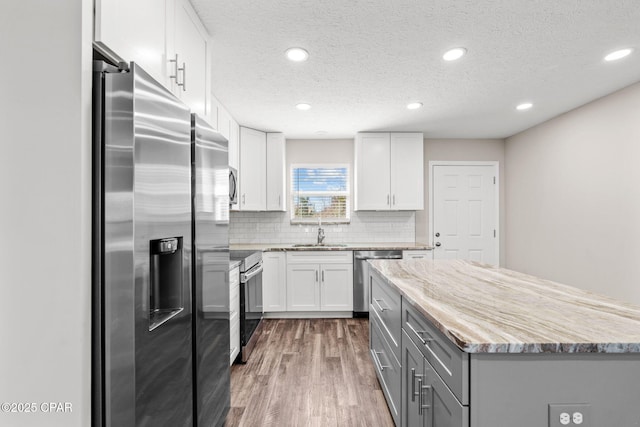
xmin=230 ymin=250 xmax=263 ymax=362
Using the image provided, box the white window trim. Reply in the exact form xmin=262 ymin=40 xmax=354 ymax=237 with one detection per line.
xmin=290 ymin=163 xmax=351 ymax=224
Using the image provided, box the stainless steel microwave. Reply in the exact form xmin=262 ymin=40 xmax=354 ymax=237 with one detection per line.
xmin=229 ymin=166 xmax=238 ymax=205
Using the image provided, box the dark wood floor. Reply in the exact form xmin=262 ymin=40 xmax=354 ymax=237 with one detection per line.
xmin=224 ymin=318 xmax=394 ymax=427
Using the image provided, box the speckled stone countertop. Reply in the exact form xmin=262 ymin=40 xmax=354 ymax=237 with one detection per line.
xmin=230 ymin=242 xmax=433 ymax=252
xmin=369 ymin=259 xmax=640 ymax=354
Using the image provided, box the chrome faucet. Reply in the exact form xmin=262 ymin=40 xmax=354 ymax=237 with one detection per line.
xmin=317 ymin=218 xmax=325 ymax=245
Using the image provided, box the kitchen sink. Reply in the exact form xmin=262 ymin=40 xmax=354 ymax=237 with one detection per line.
xmin=291 ymin=244 xmax=348 ymax=248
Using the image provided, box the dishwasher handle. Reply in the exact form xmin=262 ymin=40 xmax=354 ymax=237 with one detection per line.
xmin=354 ymin=255 xmax=403 ymax=260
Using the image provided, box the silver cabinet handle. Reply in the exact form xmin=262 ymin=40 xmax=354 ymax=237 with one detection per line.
xmin=418 ymin=380 xmax=432 ymax=415
xmin=393 ymin=194 xmax=396 ymax=205
xmin=411 ymin=368 xmax=423 ymax=402
xmin=179 ymin=62 xmax=186 ymax=91
xmin=242 ymin=194 xmax=246 ymax=205
xmin=372 ymin=350 xmax=390 ymax=371
xmin=406 ymin=323 xmax=432 ymax=346
xmin=373 ymin=298 xmax=388 ymax=312
xmin=169 ymin=54 xmax=179 ymax=83
xmin=387 ymin=194 xmax=390 ymax=205
xmin=321 ymin=270 xmax=325 ymax=282
xmin=278 ymin=194 xmax=281 ymax=207
xmin=315 ymin=270 xmax=318 ymax=282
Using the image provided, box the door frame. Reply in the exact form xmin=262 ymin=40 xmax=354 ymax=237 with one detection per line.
xmin=428 ymin=161 xmax=500 ymax=263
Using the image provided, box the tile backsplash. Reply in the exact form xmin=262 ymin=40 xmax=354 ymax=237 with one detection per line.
xmin=229 ymin=211 xmax=416 ymax=244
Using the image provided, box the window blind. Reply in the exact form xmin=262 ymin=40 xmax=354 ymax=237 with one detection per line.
xmin=290 ymin=165 xmax=350 ymax=222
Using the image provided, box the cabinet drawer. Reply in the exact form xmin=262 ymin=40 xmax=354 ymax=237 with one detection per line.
xmin=371 ymin=269 xmax=402 ymax=361
xmin=402 ymin=250 xmax=432 ymax=260
xmin=286 ymin=250 xmax=352 ymax=264
xmin=403 ymin=299 xmax=469 ymax=405
xmin=371 ymin=315 xmax=401 ymax=427
xmin=425 ymin=358 xmax=469 ymax=427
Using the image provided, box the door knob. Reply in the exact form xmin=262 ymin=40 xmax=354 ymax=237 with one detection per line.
xmin=435 ymin=242 xmax=441 ymax=247
xmin=435 ymin=232 xmax=440 ymax=237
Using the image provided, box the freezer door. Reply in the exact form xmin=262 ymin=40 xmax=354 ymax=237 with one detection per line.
xmin=101 ymin=62 xmax=193 ymax=427
xmin=191 ymin=114 xmax=230 ymax=426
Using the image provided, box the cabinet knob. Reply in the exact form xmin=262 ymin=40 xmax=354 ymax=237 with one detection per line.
xmin=435 ymin=242 xmax=441 ymax=247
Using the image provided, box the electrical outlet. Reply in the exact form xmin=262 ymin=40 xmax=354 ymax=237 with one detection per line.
xmin=549 ymin=404 xmax=591 ymax=427
xmin=573 ymin=412 xmax=583 ymax=425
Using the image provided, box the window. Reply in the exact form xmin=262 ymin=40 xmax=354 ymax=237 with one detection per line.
xmin=290 ymin=164 xmax=350 ymax=223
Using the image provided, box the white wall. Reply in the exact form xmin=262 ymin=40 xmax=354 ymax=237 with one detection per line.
xmin=415 ymin=139 xmax=506 ymax=265
xmin=505 ymin=82 xmax=640 ymax=305
xmin=0 ymin=1 xmax=92 ymax=426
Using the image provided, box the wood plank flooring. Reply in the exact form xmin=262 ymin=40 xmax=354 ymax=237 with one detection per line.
xmin=224 ymin=318 xmax=394 ymax=427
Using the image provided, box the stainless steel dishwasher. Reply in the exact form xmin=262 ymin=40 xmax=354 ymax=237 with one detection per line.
xmin=353 ymin=250 xmax=403 ymax=317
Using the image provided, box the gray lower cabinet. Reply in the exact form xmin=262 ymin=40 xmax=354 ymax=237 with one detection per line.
xmin=371 ymin=313 xmax=401 ymax=426
xmin=402 ymin=330 xmax=469 ymax=427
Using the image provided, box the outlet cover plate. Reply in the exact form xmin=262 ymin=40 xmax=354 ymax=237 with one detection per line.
xmin=549 ymin=404 xmax=591 ymax=427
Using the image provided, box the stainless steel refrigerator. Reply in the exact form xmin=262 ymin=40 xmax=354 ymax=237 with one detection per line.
xmin=93 ymin=60 xmax=230 ymax=427
xmin=190 ymin=113 xmax=230 ymax=426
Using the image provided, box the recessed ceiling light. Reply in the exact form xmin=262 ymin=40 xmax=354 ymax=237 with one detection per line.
xmin=604 ymin=48 xmax=633 ymax=62
xmin=296 ymin=103 xmax=311 ymax=111
xmin=407 ymin=102 xmax=423 ymax=110
xmin=443 ymin=47 xmax=467 ymax=61
xmin=285 ymin=47 xmax=309 ymax=62
xmin=516 ymin=102 xmax=533 ymax=111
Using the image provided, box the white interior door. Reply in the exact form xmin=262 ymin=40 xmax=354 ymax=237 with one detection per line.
xmin=431 ymin=164 xmax=498 ymax=265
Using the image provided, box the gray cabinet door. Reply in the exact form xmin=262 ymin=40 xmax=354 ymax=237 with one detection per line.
xmin=402 ymin=331 xmax=425 ymax=427
xmin=424 ymin=360 xmax=469 ymax=427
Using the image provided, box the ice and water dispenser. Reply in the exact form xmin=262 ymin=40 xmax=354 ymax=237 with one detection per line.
xmin=149 ymin=237 xmax=184 ymax=331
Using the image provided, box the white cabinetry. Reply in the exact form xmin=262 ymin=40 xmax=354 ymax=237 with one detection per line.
xmin=229 ymin=265 xmax=240 ymax=365
xmin=239 ymin=127 xmax=267 ymax=210
xmin=229 ymin=119 xmax=239 ymax=171
xmin=263 ymin=252 xmax=287 ymax=312
xmin=167 ymin=0 xmax=210 ymax=118
xmin=286 ymin=263 xmax=319 ymax=310
xmin=95 ymin=0 xmax=211 ymax=119
xmin=266 ymin=133 xmax=286 ymax=211
xmin=286 ymin=251 xmax=353 ymax=312
xmin=94 ymin=0 xmax=167 ymax=84
xmin=238 ymin=127 xmax=285 ymax=211
xmin=402 ymin=250 xmax=433 ymax=260
xmin=355 ymin=132 xmax=423 ymax=210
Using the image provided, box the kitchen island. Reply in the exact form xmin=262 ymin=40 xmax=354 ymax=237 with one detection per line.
xmin=367 ymin=259 xmax=640 ymax=427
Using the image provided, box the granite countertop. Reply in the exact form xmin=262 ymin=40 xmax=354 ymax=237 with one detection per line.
xmin=230 ymin=242 xmax=433 ymax=252
xmin=369 ymin=259 xmax=640 ymax=354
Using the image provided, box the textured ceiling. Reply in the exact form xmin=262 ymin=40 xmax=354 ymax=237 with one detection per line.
xmin=190 ymin=0 xmax=640 ymax=139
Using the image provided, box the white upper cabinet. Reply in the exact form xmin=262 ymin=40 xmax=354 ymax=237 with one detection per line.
xmin=239 ymin=127 xmax=267 ymax=210
xmin=266 ymin=133 xmax=286 ymax=211
xmin=229 ymin=118 xmax=239 ymax=171
xmin=354 ymin=133 xmax=391 ymax=210
xmin=95 ymin=0 xmax=211 ymax=120
xmin=238 ymin=127 xmax=285 ymax=211
xmin=217 ymin=104 xmax=232 ymax=141
xmin=168 ymin=0 xmax=210 ymax=118
xmin=354 ymin=132 xmax=424 ymax=211
xmin=389 ymin=133 xmax=424 ymax=210
xmin=94 ymin=0 xmax=167 ymax=84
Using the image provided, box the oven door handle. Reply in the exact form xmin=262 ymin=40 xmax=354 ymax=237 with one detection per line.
xmin=241 ymin=263 xmax=263 ymax=282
